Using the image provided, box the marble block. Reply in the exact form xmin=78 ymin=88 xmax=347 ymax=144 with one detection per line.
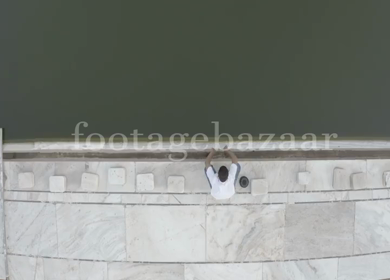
xmin=338 ymin=252 xmax=390 ymax=280
xmin=354 ymin=200 xmax=390 ymax=254
xmin=333 ymin=167 xmax=349 ymax=190
xmin=136 ymin=173 xmax=154 ymax=191
xmin=284 ymin=202 xmax=355 ymax=259
xmin=108 ymin=168 xmax=126 ymax=185
xmin=55 ymin=162 xmax=87 ymax=191
xmin=383 ymin=171 xmax=390 ymax=187
xmin=81 ymin=172 xmax=99 ymax=191
xmin=57 ymin=204 xmax=126 ymax=261
xmin=0 ymin=254 xmax=5 ymax=279
xmin=167 ymin=176 xmax=185 ymax=193
xmin=108 ymin=263 xmax=184 ymax=280
xmin=49 ymin=176 xmax=66 ymax=192
xmin=206 ymin=205 xmax=285 ymax=262
xmin=251 ymin=179 xmax=268 ymax=196
xmin=185 ymin=264 xmax=263 ymax=280
xmin=351 ymin=172 xmax=367 ymax=189
xmin=126 ymin=205 xmax=206 ymax=262
xmin=5 ymin=202 xmax=58 ymax=257
xmin=18 ymin=172 xmax=34 ymax=189
xmin=297 ymin=171 xmax=310 ymax=185
xmin=263 ymin=258 xmax=338 ymax=280
xmin=7 ymin=255 xmax=40 ymax=280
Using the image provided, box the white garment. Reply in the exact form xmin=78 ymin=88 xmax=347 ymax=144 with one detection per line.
xmin=206 ymin=163 xmax=239 ymax=200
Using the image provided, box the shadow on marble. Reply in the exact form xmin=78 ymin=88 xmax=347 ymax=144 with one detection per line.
xmin=354 ymin=200 xmax=390 ymax=254
xmin=108 ymin=263 xmax=184 ymax=280
xmin=263 ymin=259 xmax=338 ymax=280
xmin=5 ymin=201 xmax=58 ymax=257
xmin=185 ymin=263 xmax=262 ymax=280
xmin=57 ymin=204 xmax=126 ymax=261
xmin=126 ymin=205 xmax=206 ymax=262
xmin=284 ymin=202 xmax=355 ymax=259
xmin=206 ymin=205 xmax=285 ymax=262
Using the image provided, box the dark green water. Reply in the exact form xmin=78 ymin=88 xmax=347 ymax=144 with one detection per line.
xmin=1 ymin=1 xmax=390 ymax=141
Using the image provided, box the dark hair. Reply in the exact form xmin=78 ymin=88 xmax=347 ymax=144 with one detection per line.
xmin=218 ymin=166 xmax=229 ymax=182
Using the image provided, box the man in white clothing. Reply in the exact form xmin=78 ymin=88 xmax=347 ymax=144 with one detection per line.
xmin=204 ymin=147 xmax=241 ymax=200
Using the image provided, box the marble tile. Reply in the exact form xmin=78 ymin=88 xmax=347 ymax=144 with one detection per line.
xmin=7 ymin=255 xmax=38 ymax=280
xmin=207 ymin=205 xmax=285 ymax=262
xmin=81 ymin=172 xmax=99 ymax=191
xmin=87 ymin=162 xmax=136 ymax=192
xmin=285 ymin=202 xmax=355 ymax=259
xmin=333 ymin=167 xmax=349 ymax=190
xmin=185 ymin=264 xmax=263 ymax=280
xmin=135 ymin=162 xmax=211 ymax=193
xmin=0 ymin=254 xmax=5 ymax=279
xmin=18 ymin=172 xmax=35 ymax=189
xmin=57 ymin=204 xmax=126 ymax=261
xmin=297 ymin=171 xmax=310 ymax=185
xmin=5 ymin=201 xmax=58 ymax=257
xmin=207 ymin=194 xmax=270 ymax=205
xmin=269 ymin=193 xmax=288 ymax=203
xmin=43 ymin=258 xmax=108 ymax=280
xmin=373 ymin=189 xmax=390 ymax=199
xmin=367 ymin=159 xmax=390 ymax=188
xmin=263 ymin=258 xmax=338 ymax=280
xmin=354 ymin=200 xmax=390 ymax=254
xmin=251 ymin=179 xmax=268 ymax=196
xmin=3 ymin=191 xmax=48 ymax=201
xmin=239 ymin=161 xmax=306 ymax=192
xmin=4 ymin=162 xmax=55 ymax=191
xmin=121 ymin=194 xmax=143 ymax=204
xmin=141 ymin=194 xmax=206 ymax=205
xmin=108 ymin=263 xmax=184 ymax=280
xmin=49 ymin=175 xmax=66 ymax=192
xmin=55 ymin=162 xmax=87 ymax=191
xmin=288 ymin=192 xmax=340 ymax=203
xmin=87 ymin=193 xmax=122 ymax=203
xmin=126 ymin=205 xmax=206 ymax=262
xmin=136 ymin=173 xmax=155 ymax=191
xmin=340 ymin=190 xmax=372 ymax=201
xmin=306 ymin=160 xmax=366 ymax=191
xmin=168 ymin=175 xmax=185 ymax=193
xmin=338 ymin=252 xmax=390 ymax=280
xmin=108 ymin=167 xmax=126 ymax=185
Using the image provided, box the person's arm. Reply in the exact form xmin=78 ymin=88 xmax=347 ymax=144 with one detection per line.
xmin=205 ymin=148 xmax=216 ymax=168
xmin=224 ymin=146 xmax=238 ymax=164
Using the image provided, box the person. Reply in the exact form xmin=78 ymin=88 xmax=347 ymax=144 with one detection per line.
xmin=204 ymin=146 xmax=241 ymax=200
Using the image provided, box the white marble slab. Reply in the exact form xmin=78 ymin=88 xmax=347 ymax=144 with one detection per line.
xmin=288 ymin=192 xmax=341 ymax=203
xmin=18 ymin=172 xmax=35 ymax=189
xmin=136 ymin=173 xmax=155 ymax=191
xmin=351 ymin=172 xmax=367 ymax=189
xmin=141 ymin=194 xmax=207 ymax=205
xmin=81 ymin=172 xmax=99 ymax=191
xmin=340 ymin=190 xmax=372 ymax=200
xmin=126 ymin=205 xmax=206 ymax=262
xmin=135 ymin=162 xmax=211 ymax=193
xmin=251 ymin=179 xmax=268 ymax=196
xmin=43 ymin=258 xmax=108 ymax=280
xmin=240 ymin=161 xmax=306 ymax=192
xmin=87 ymin=162 xmax=136 ymax=192
xmin=168 ymin=175 xmax=185 ymax=193
xmin=206 ymin=205 xmax=285 ymax=262
xmin=5 ymin=201 xmax=58 ymax=257
xmin=354 ymin=200 xmax=390 ymax=254
xmin=0 ymin=254 xmax=5 ymax=279
xmin=306 ymin=160 xmax=366 ymax=191
xmin=284 ymin=202 xmax=355 ymax=259
xmin=373 ymin=189 xmax=390 ymax=199
xmin=338 ymin=252 xmax=390 ymax=280
xmin=263 ymin=258 xmax=338 ymax=280
xmin=108 ymin=263 xmax=184 ymax=280
xmin=49 ymin=175 xmax=66 ymax=192
xmin=108 ymin=167 xmax=126 ymax=185
xmin=367 ymin=159 xmax=390 ymax=188
xmin=4 ymin=162 xmax=55 ymax=190
xmin=7 ymin=255 xmax=39 ymax=280
xmin=185 ymin=264 xmax=263 ymax=280
xmin=57 ymin=204 xmax=126 ymax=261
xmin=207 ymin=194 xmax=270 ymax=204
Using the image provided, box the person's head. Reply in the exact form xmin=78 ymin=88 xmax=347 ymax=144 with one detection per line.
xmin=218 ymin=166 xmax=229 ymax=182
